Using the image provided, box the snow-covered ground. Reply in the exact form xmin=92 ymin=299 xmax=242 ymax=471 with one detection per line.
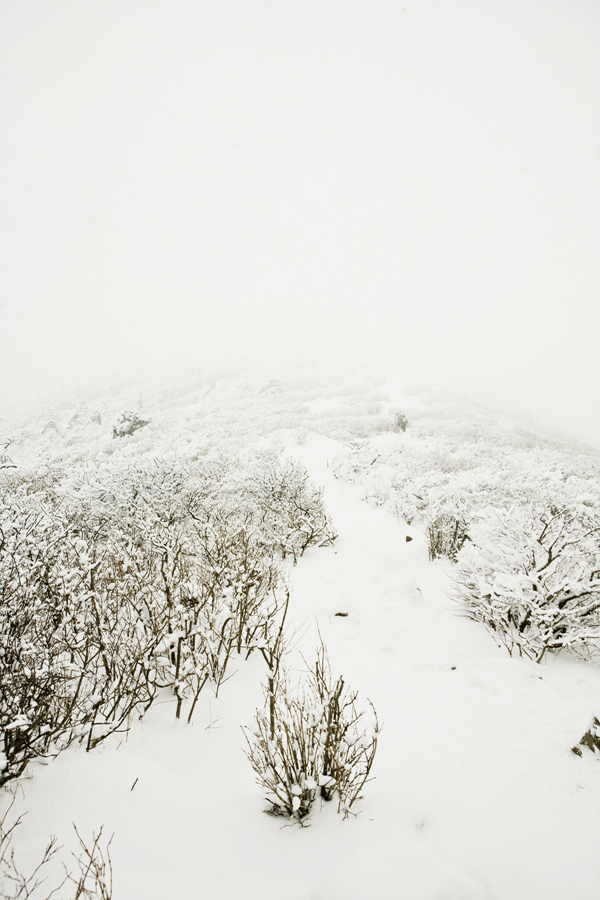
xmin=2 ymin=366 xmax=600 ymax=899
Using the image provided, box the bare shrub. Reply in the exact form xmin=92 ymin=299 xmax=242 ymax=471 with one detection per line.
xmin=0 ymin=807 xmax=112 ymax=900
xmin=244 ymin=639 xmax=379 ymax=823
xmin=65 ymin=827 xmax=113 ymax=900
xmin=0 ymin=806 xmax=60 ymax=899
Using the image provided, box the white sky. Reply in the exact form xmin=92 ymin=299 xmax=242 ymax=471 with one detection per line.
xmin=1 ymin=0 xmax=599 ymax=445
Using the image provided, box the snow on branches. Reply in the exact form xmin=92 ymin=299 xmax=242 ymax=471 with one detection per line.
xmin=450 ymin=506 xmax=600 ymax=662
xmin=330 ymin=415 xmax=600 ymax=564
xmin=244 ymin=639 xmax=380 ymax=823
xmin=0 ymin=449 xmax=337 ymax=787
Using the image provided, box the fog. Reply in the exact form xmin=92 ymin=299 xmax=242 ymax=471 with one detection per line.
xmin=1 ymin=1 xmax=599 ymax=445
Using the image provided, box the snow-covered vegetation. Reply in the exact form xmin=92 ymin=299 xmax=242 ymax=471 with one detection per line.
xmin=0 ymin=448 xmax=336 ymax=781
xmin=330 ymin=389 xmax=600 ymax=663
xmin=451 ymin=506 xmax=600 ymax=662
xmin=1 ymin=362 xmax=599 ymax=899
xmin=244 ymin=637 xmax=380 ymax=822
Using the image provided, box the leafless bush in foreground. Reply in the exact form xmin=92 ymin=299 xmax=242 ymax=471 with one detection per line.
xmin=64 ymin=827 xmax=113 ymax=900
xmin=0 ymin=806 xmax=112 ymax=900
xmin=244 ymin=638 xmax=379 ymax=823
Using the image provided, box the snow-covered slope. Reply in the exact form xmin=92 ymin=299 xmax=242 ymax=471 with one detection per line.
xmin=2 ymin=364 xmax=600 ymax=899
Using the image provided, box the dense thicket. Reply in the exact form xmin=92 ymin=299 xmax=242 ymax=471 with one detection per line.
xmin=0 ymin=450 xmax=336 ymax=787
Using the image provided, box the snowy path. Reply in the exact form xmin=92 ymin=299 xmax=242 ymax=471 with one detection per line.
xmin=4 ymin=432 xmax=600 ymax=899
xmin=286 ymin=434 xmax=600 ymax=900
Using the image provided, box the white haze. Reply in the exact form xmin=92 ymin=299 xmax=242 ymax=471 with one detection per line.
xmin=0 ymin=0 xmax=599 ymax=446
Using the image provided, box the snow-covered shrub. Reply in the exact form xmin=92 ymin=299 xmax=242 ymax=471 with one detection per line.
xmin=0 ymin=446 xmax=337 ymax=779
xmin=227 ymin=451 xmax=337 ymax=562
xmin=0 ymin=495 xmax=161 ymax=781
xmin=63 ymin=539 xmax=160 ymax=750
xmin=112 ymin=411 xmax=151 ymax=438
xmin=244 ymin=641 xmax=379 ymax=822
xmin=427 ymin=513 xmax=469 ymax=561
xmin=147 ymin=522 xmax=288 ymax=721
xmin=450 ymin=507 xmax=600 ymax=661
xmin=119 ymin=471 xmax=289 ymax=717
xmin=330 ymin=409 xmax=600 ymax=546
xmin=393 ymin=412 xmax=408 ymax=432
xmin=0 ymin=497 xmax=84 ymax=785
xmin=331 ymin=443 xmax=381 ymax=485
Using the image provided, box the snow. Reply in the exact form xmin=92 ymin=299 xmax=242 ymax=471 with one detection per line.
xmin=2 ymin=366 xmax=600 ymax=899
xmin=311 ymin=840 xmax=497 ymax=900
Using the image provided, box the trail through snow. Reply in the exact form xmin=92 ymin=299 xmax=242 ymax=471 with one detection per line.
xmin=288 ymin=434 xmax=600 ymax=899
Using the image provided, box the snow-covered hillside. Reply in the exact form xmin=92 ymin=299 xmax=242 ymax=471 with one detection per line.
xmin=1 ymin=363 xmax=600 ymax=900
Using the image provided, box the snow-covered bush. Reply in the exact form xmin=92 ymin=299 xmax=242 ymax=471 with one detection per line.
xmin=112 ymin=411 xmax=151 ymax=438
xmin=244 ymin=641 xmax=379 ymax=822
xmin=0 ymin=448 xmax=336 ymax=781
xmin=427 ymin=513 xmax=469 ymax=561
xmin=223 ymin=451 xmax=337 ymax=562
xmin=330 ymin=410 xmax=600 ymax=544
xmin=331 ymin=442 xmax=381 ymax=486
xmin=0 ymin=494 xmax=163 ymax=782
xmin=392 ymin=412 xmax=408 ymax=432
xmin=450 ymin=507 xmax=600 ymax=661
xmin=146 ymin=522 xmax=288 ymax=721
xmin=0 ymin=497 xmax=84 ymax=785
xmin=113 ymin=465 xmax=290 ymax=717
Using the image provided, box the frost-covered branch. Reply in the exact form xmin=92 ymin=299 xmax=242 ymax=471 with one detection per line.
xmin=450 ymin=507 xmax=600 ymax=661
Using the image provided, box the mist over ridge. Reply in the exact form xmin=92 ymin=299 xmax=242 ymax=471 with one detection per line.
xmin=1 ymin=347 xmax=599 ymax=472
xmin=1 ymin=1 xmax=598 ymax=448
